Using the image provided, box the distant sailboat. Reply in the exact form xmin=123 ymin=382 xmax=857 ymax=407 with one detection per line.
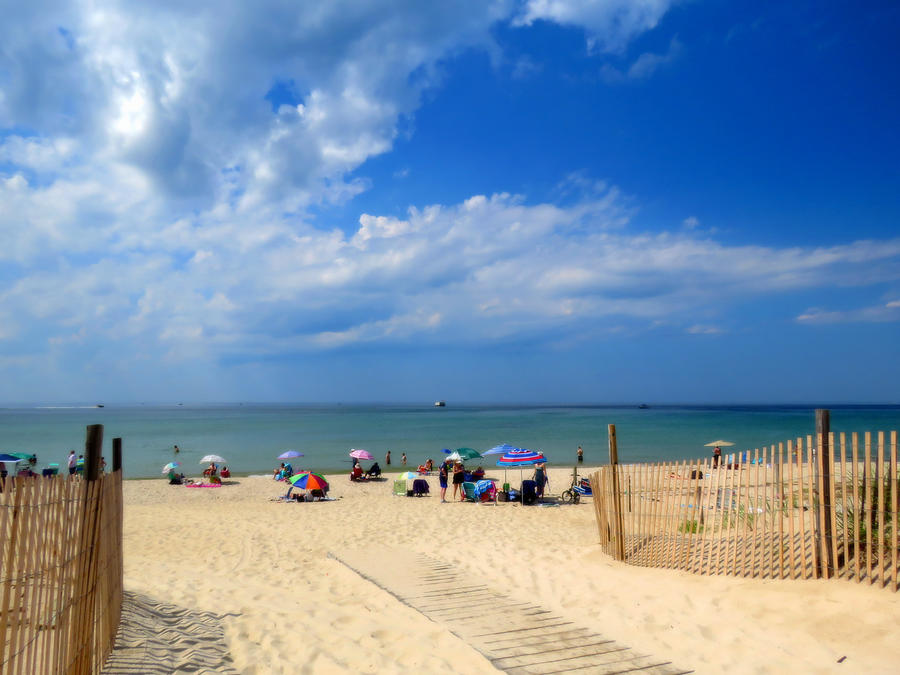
xmin=434 ymin=401 xmax=446 ymax=407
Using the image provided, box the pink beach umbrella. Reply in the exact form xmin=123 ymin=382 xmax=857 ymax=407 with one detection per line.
xmin=349 ymin=449 xmax=374 ymax=460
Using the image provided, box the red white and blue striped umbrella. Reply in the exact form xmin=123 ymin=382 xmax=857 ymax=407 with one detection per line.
xmin=496 ymin=448 xmax=545 ymax=467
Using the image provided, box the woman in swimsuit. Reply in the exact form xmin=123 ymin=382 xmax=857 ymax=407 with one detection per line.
xmin=452 ymin=462 xmax=465 ymax=501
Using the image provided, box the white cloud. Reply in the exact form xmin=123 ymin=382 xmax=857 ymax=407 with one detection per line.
xmin=4 ymin=177 xmax=900 ymax=378
xmin=796 ymin=300 xmax=900 ymax=324
xmin=687 ymin=325 xmax=723 ymax=335
xmin=516 ymin=0 xmax=675 ymax=53
xmin=600 ymin=36 xmax=681 ymax=82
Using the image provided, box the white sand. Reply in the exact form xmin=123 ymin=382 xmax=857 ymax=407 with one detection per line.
xmin=121 ymin=468 xmax=900 ymax=673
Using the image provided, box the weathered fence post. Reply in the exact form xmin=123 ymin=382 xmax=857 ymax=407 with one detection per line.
xmin=72 ymin=424 xmax=104 ymax=673
xmin=85 ymin=424 xmax=103 ymax=482
xmin=609 ymin=424 xmax=626 ymax=561
xmin=112 ymin=438 xmax=122 ymax=473
xmin=816 ymin=410 xmax=834 ymax=579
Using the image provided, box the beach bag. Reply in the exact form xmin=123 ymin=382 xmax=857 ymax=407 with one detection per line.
xmin=497 ymin=491 xmax=509 ymax=502
xmin=521 ymin=480 xmax=537 ymax=505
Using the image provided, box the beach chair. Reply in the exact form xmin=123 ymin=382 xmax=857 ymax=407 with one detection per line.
xmin=462 ymin=482 xmax=477 ymax=502
xmin=473 ymin=479 xmax=497 ymax=503
xmin=392 ymin=479 xmax=407 ymax=497
xmin=412 ymin=478 xmax=429 ymax=496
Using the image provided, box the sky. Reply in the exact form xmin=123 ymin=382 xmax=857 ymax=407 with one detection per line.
xmin=1 ymin=0 xmax=899 ymax=404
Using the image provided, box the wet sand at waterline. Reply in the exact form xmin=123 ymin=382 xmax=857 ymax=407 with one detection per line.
xmin=120 ymin=469 xmax=900 ymax=673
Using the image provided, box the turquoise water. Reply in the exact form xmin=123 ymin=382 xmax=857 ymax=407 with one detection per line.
xmin=1 ymin=404 xmax=898 ymax=479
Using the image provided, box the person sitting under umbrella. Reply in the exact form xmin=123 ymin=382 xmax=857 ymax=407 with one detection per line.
xmin=203 ymin=462 xmax=217 ymax=477
xmin=350 ymin=464 xmax=365 ymax=481
xmin=365 ymin=461 xmax=381 ymax=478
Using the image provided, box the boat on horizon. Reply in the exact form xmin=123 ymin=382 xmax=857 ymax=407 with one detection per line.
xmin=638 ymin=403 xmax=649 ymax=409
xmin=434 ymin=401 xmax=446 ymax=407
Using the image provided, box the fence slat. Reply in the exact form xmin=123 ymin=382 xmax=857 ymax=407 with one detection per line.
xmin=891 ymin=431 xmax=898 ymax=591
xmin=711 ymin=455 xmax=726 ymax=575
xmin=838 ymin=433 xmax=848 ymax=579
xmin=806 ymin=435 xmax=819 ymax=579
xmin=876 ymin=432 xmax=885 ymax=587
xmin=815 ymin=429 xmax=830 ymax=579
xmin=852 ymin=433 xmax=861 ymax=582
xmin=864 ymin=432 xmax=873 ymax=584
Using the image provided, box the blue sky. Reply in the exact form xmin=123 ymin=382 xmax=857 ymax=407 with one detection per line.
xmin=1 ymin=0 xmax=898 ymax=404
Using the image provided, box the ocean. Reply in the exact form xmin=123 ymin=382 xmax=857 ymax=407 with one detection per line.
xmin=2 ymin=403 xmax=899 ymax=479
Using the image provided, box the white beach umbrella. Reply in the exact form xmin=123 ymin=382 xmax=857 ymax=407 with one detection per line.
xmin=200 ymin=454 xmax=226 ymax=463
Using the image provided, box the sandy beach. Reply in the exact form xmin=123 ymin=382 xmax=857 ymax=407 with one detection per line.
xmin=116 ymin=467 xmax=900 ymax=674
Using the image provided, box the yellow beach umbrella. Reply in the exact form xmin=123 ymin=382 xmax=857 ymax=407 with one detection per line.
xmin=704 ymin=440 xmax=734 ymax=447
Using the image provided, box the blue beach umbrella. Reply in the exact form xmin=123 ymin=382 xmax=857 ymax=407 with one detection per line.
xmin=278 ymin=450 xmax=304 ymax=460
xmin=483 ymin=443 xmax=516 ymax=456
xmin=162 ymin=461 xmax=180 ymax=474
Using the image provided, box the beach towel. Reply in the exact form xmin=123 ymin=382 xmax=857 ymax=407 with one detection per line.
xmin=185 ymin=483 xmax=222 ymax=488
xmin=472 ymin=479 xmax=495 ymax=498
xmin=412 ymin=479 xmax=429 ymax=496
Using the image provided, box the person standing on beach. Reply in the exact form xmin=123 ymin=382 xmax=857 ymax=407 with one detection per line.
xmin=439 ymin=460 xmax=449 ymax=502
xmin=713 ymin=446 xmax=721 ymax=468
xmin=67 ymin=450 xmax=77 ymax=475
xmin=385 ymin=450 xmax=391 ymax=465
xmin=577 ymin=445 xmax=583 ymax=463
xmin=401 ymin=452 xmax=407 ymax=466
xmin=533 ymin=463 xmax=547 ymax=497
xmin=452 ymin=461 xmax=465 ymax=500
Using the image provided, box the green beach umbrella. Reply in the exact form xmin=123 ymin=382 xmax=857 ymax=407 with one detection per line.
xmin=447 ymin=447 xmax=481 ymax=462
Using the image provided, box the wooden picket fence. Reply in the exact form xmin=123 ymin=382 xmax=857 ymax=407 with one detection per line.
xmin=589 ymin=423 xmax=900 ymax=590
xmin=0 ymin=427 xmax=124 ymax=674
